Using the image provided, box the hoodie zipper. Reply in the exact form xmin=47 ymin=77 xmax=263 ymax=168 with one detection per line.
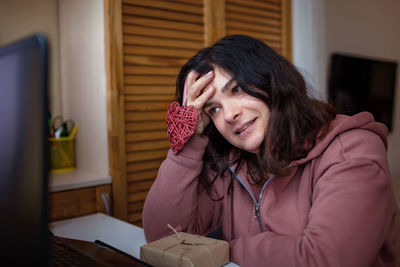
xmin=229 ymin=166 xmax=275 ymax=232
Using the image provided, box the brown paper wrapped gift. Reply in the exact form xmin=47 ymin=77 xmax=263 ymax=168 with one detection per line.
xmin=140 ymin=231 xmax=229 ymax=267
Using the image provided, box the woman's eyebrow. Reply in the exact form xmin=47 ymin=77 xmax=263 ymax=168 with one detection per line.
xmin=204 ymin=78 xmax=236 ymax=109
xmin=222 ymin=78 xmax=236 ymax=93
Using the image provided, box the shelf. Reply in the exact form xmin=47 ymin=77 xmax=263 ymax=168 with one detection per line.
xmin=49 ymin=169 xmax=111 ymax=193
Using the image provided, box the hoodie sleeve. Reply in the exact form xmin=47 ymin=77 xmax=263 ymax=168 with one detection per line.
xmin=142 ymin=135 xmax=223 ymax=242
xmin=229 ymin=129 xmax=397 ymax=267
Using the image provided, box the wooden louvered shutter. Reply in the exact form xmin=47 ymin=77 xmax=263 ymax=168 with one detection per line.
xmin=106 ymin=0 xmax=207 ymax=226
xmin=225 ymin=0 xmax=292 ymax=60
xmin=105 ymin=0 xmax=291 ymax=226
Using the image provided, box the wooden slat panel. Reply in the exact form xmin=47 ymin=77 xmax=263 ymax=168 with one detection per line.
xmin=226 ymin=29 xmax=282 ymax=46
xmin=124 ymin=65 xmax=179 ymax=76
xmin=127 ymin=170 xmax=159 ymax=183
xmin=227 ymin=0 xmax=280 ymax=12
xmin=262 ymin=0 xmax=281 ymax=4
xmin=127 ymin=211 xmax=143 ymax=223
xmin=127 ymin=160 xmax=163 ymax=173
xmin=124 ymin=35 xmax=203 ymax=50
xmin=125 ymin=85 xmax=175 ymax=95
xmin=117 ymin=0 xmax=205 ymax=227
xmin=227 ymin=20 xmax=281 ymax=35
xmin=226 ymin=28 xmax=281 ymax=42
xmin=124 ymin=55 xmax=187 ymax=67
xmin=126 ymin=139 xmax=170 ymax=152
xmin=128 ymin=201 xmax=146 ymax=213
xmin=125 ymin=121 xmax=166 ymax=132
xmin=126 ymin=149 xmax=168 ymax=162
xmin=225 ymin=0 xmax=289 ymax=59
xmin=123 ymin=16 xmax=203 ymax=33
xmin=123 ymin=5 xmax=203 ymax=24
xmin=126 ymin=111 xmax=167 ymax=121
xmin=167 ymin=0 xmax=202 ymax=6
xmin=226 ymin=11 xmax=281 ymax=27
xmin=127 ymin=180 xmax=154 ymax=193
xmin=124 ymin=101 xmax=170 ymax=111
xmin=128 ymin=191 xmax=148 ymax=202
xmin=124 ymin=45 xmax=197 ymax=58
xmin=124 ymin=74 xmax=176 ymax=85
xmin=128 ymin=202 xmax=144 ymax=229
xmin=226 ymin=3 xmax=281 ymax=19
xmin=125 ymin=94 xmax=174 ymax=102
xmin=126 ymin=131 xmax=167 ymax=142
xmin=124 ymin=0 xmax=202 ymax=15
xmin=226 ymin=0 xmax=284 ymax=54
xmin=123 ymin=25 xmax=203 ymax=41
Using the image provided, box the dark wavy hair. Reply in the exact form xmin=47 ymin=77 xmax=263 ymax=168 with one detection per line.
xmin=175 ymin=34 xmax=336 ymax=190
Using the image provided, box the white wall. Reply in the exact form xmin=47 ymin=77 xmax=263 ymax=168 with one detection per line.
xmin=292 ymin=0 xmax=327 ymax=100
xmin=0 ymin=0 xmax=62 ymax=116
xmin=293 ymin=0 xmax=400 ymax=179
xmin=58 ymin=0 xmax=109 ymax=177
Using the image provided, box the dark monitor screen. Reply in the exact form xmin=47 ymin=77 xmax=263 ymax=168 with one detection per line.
xmin=0 ymin=34 xmax=49 ymax=265
xmin=328 ymin=53 xmax=397 ymax=131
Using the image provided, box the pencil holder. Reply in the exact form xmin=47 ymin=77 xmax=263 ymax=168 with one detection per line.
xmin=49 ymin=126 xmax=78 ymax=172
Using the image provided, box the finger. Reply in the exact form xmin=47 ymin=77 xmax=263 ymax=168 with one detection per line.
xmin=191 ymin=85 xmax=215 ymax=111
xmin=185 ymin=71 xmax=200 ymax=93
xmin=187 ymin=71 xmax=214 ymax=104
xmin=182 ymin=70 xmax=199 ymax=104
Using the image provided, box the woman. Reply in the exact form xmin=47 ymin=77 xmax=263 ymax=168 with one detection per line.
xmin=143 ymin=34 xmax=397 ymax=267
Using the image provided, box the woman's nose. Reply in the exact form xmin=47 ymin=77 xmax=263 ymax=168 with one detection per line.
xmin=224 ymin=102 xmax=241 ymax=122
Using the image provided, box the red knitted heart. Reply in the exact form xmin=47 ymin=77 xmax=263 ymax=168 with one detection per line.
xmin=166 ymin=101 xmax=199 ymax=154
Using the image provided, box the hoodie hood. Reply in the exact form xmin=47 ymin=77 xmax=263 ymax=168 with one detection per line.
xmin=293 ymin=112 xmax=388 ymax=166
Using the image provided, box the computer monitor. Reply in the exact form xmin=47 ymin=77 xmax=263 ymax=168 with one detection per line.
xmin=0 ymin=34 xmax=49 ymax=265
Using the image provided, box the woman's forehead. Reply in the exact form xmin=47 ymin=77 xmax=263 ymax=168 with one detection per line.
xmin=213 ymin=66 xmax=234 ymax=81
xmin=211 ymin=68 xmax=236 ymax=91
xmin=212 ymin=65 xmax=233 ymax=78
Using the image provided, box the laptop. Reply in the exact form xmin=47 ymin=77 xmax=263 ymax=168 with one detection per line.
xmin=0 ymin=34 xmax=150 ymax=266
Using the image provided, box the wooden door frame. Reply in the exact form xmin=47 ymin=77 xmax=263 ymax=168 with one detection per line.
xmin=104 ymin=0 xmax=128 ymax=220
xmin=282 ymin=0 xmax=292 ymax=61
xmin=204 ymin=0 xmax=226 ymax=46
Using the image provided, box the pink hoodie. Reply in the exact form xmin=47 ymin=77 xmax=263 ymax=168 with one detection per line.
xmin=143 ymin=112 xmax=398 ymax=267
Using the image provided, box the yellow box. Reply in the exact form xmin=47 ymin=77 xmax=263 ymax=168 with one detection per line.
xmin=49 ymin=126 xmax=78 ymax=173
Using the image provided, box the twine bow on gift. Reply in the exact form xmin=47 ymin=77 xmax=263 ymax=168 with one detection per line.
xmin=160 ymin=224 xmax=217 ymax=267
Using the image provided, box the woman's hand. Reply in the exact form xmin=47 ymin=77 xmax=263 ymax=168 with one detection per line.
xmin=184 ymin=70 xmax=215 ymax=135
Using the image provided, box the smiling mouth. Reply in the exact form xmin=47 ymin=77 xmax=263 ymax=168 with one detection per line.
xmin=235 ymin=118 xmax=257 ymax=135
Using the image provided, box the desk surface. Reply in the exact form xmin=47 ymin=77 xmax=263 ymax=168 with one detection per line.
xmin=50 ymin=213 xmax=239 ymax=267
xmin=50 ymin=213 xmax=145 ymax=259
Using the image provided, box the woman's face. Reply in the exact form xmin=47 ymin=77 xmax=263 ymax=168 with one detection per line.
xmin=203 ymin=67 xmax=270 ymax=154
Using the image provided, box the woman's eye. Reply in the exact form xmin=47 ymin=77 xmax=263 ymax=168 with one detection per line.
xmin=207 ymin=107 xmax=220 ymax=116
xmin=232 ymin=85 xmax=243 ymax=94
